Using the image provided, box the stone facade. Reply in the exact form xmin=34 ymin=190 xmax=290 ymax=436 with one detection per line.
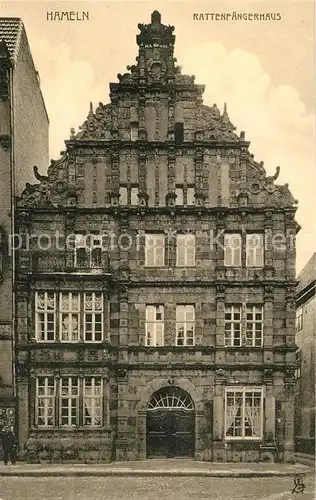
xmin=294 ymin=253 xmax=315 ymax=456
xmin=0 ymin=18 xmax=49 ymax=440
xmin=15 ymin=11 xmax=299 ymax=463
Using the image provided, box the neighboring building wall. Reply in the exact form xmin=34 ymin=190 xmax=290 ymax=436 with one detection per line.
xmin=295 ymin=272 xmax=316 ymax=455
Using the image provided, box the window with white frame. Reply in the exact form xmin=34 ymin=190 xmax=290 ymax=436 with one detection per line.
xmin=225 ymin=304 xmax=263 ymax=347
xmin=145 ymin=234 xmax=165 ymax=267
xmin=83 ymin=377 xmax=102 ymax=427
xmin=295 ymin=307 xmax=303 ymax=331
xmin=145 ymin=305 xmax=164 ymax=346
xmin=119 ymin=186 xmax=128 ymax=205
xmin=35 ymin=292 xmax=56 ymax=341
xmin=60 ymin=293 xmax=80 ymax=342
xmin=35 ymin=377 xmax=55 ymax=427
xmin=175 ymin=186 xmax=184 ymax=205
xmin=246 ymin=305 xmax=263 ymax=347
xmin=176 ymin=305 xmax=195 ymax=346
xmin=130 ymin=124 xmax=138 ymax=141
xmin=131 ymin=187 xmax=139 ymax=205
xmin=225 ymin=305 xmax=242 ymax=347
xmin=186 ymin=186 xmax=195 ymax=206
xmin=60 ymin=377 xmax=79 ymax=427
xmin=176 ymin=234 xmax=195 ymax=267
xmin=225 ymin=387 xmax=263 ymax=439
xmin=224 ymin=233 xmax=242 ymax=267
xmin=35 ymin=292 xmax=104 ymax=343
xmin=84 ymin=293 xmax=103 ymax=342
xmin=246 ymin=234 xmax=264 ymax=267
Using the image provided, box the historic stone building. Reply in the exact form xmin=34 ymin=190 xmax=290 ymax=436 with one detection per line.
xmin=0 ymin=18 xmax=48 ymax=436
xmin=294 ymin=253 xmax=315 ymax=458
xmin=15 ymin=11 xmax=299 ymax=463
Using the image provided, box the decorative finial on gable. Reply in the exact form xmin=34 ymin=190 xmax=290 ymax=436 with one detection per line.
xmin=223 ymin=102 xmax=228 ymax=119
xmin=151 ymin=10 xmax=161 ymax=24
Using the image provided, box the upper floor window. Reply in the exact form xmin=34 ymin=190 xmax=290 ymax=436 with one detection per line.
xmin=74 ymin=234 xmax=103 ymax=269
xmin=186 ymin=186 xmax=195 ymax=206
xmin=35 ymin=376 xmax=103 ymax=428
xmin=175 ymin=122 xmax=184 ymax=145
xmin=176 ymin=234 xmax=195 ymax=267
xmin=145 ymin=234 xmax=165 ymax=267
xmin=176 ymin=305 xmax=195 ymax=346
xmin=224 ymin=233 xmax=242 ymax=267
xmin=295 ymin=307 xmax=303 ymax=331
xmin=225 ymin=304 xmax=263 ymax=347
xmin=35 ymin=292 xmax=56 ymax=341
xmin=175 ymin=186 xmax=184 ymax=205
xmin=246 ymin=234 xmax=264 ymax=267
xmin=35 ymin=291 xmax=104 ymax=343
xmin=131 ymin=123 xmax=138 ymax=141
xmin=225 ymin=387 xmax=263 ymax=440
xmin=145 ymin=305 xmax=164 ymax=346
xmin=119 ymin=186 xmax=128 ymax=205
xmin=131 ymin=186 xmax=139 ymax=205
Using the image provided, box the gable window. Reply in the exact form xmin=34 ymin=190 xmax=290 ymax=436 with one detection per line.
xmin=60 ymin=377 xmax=79 ymax=427
xmin=175 ymin=186 xmax=184 ymax=205
xmin=176 ymin=305 xmax=195 ymax=346
xmin=60 ymin=292 xmax=80 ymax=342
xmin=246 ymin=234 xmax=264 ymax=267
xmin=35 ymin=377 xmax=55 ymax=427
xmin=176 ymin=234 xmax=195 ymax=267
xmin=84 ymin=293 xmax=103 ymax=342
xmin=35 ymin=292 xmax=56 ymax=341
xmin=224 ymin=233 xmax=242 ymax=267
xmin=131 ymin=186 xmax=139 ymax=205
xmin=145 ymin=234 xmax=165 ymax=267
xmin=186 ymin=186 xmax=195 ymax=206
xmin=83 ymin=377 xmax=102 ymax=427
xmin=74 ymin=234 xmax=103 ymax=269
xmin=225 ymin=387 xmax=263 ymax=439
xmin=295 ymin=307 xmax=303 ymax=331
xmin=119 ymin=186 xmax=128 ymax=205
xmin=145 ymin=305 xmax=164 ymax=346
xmin=74 ymin=234 xmax=87 ymax=268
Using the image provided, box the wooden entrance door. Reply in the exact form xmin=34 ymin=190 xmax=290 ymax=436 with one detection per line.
xmin=146 ymin=387 xmax=195 ymax=458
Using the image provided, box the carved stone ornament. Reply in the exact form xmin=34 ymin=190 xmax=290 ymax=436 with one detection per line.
xmin=215 ymin=368 xmax=226 ymax=378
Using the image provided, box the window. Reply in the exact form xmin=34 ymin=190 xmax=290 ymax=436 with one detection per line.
xmin=176 ymin=305 xmax=195 ymax=346
xmin=175 ymin=186 xmax=184 ymax=205
xmin=35 ymin=292 xmax=104 ymax=343
xmin=145 ymin=305 xmax=164 ymax=346
xmin=60 ymin=377 xmax=79 ymax=427
xmin=295 ymin=350 xmax=301 ymax=379
xmin=35 ymin=292 xmax=56 ymax=341
xmin=60 ymin=292 xmax=80 ymax=342
xmin=119 ymin=186 xmax=128 ymax=205
xmin=83 ymin=377 xmax=102 ymax=427
xmin=175 ymin=122 xmax=184 ymax=144
xmin=84 ymin=293 xmax=103 ymax=342
xmin=225 ymin=387 xmax=263 ymax=439
xmin=246 ymin=305 xmax=263 ymax=347
xmin=225 ymin=305 xmax=242 ymax=347
xmin=295 ymin=307 xmax=303 ymax=331
xmin=35 ymin=376 xmax=104 ymax=429
xmin=74 ymin=234 xmax=103 ymax=269
xmin=186 ymin=186 xmax=195 ymax=206
xmin=176 ymin=234 xmax=195 ymax=267
xmin=131 ymin=124 xmax=138 ymax=141
xmin=225 ymin=304 xmax=263 ymax=347
xmin=36 ymin=377 xmax=55 ymax=427
xmin=224 ymin=233 xmax=242 ymax=266
xmin=246 ymin=234 xmax=264 ymax=267
xmin=131 ymin=186 xmax=139 ymax=205
xmin=145 ymin=234 xmax=165 ymax=267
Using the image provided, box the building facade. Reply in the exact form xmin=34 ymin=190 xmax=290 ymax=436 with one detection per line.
xmin=295 ymin=253 xmax=315 ymax=456
xmin=15 ymin=11 xmax=299 ymax=463
xmin=0 ymin=18 xmax=49 ymax=436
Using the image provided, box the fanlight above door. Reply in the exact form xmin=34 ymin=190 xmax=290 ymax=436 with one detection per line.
xmin=147 ymin=387 xmax=194 ymax=411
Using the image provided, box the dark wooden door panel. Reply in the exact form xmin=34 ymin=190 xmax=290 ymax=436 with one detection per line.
xmin=147 ymin=409 xmax=194 ymax=458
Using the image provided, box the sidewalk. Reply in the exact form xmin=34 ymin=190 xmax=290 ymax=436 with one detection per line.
xmin=0 ymin=460 xmax=314 ymax=477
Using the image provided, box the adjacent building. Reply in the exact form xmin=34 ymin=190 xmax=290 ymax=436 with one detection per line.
xmin=0 ymin=18 xmax=49 ymax=437
xmin=295 ymin=253 xmax=316 ymax=456
xmin=15 ymin=11 xmax=299 ymax=463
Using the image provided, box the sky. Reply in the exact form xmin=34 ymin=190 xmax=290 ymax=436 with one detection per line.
xmin=2 ymin=0 xmax=315 ymax=273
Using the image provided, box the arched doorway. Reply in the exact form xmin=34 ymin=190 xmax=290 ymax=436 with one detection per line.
xmin=146 ymin=386 xmax=195 ymax=458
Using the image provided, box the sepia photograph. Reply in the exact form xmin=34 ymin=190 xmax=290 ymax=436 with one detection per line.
xmin=0 ymin=1 xmax=315 ymax=498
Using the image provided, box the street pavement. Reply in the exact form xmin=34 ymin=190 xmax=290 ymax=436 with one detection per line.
xmin=0 ymin=474 xmax=315 ymax=500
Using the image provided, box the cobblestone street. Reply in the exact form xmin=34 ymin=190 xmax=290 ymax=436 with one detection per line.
xmin=0 ymin=474 xmax=314 ymax=500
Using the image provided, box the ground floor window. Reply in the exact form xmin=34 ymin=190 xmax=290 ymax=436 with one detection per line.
xmin=225 ymin=387 xmax=263 ymax=439
xmin=35 ymin=376 xmax=103 ymax=428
